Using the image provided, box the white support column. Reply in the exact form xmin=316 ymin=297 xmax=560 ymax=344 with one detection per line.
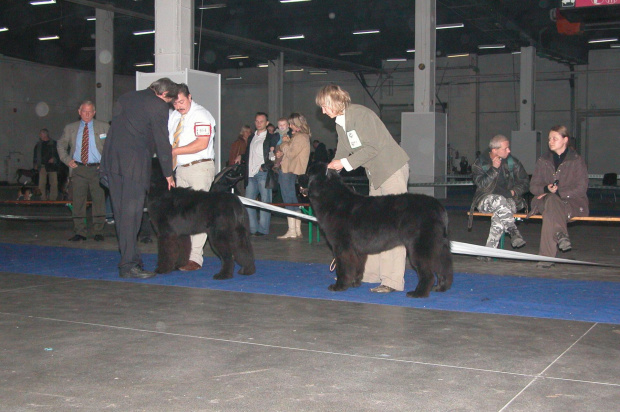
xmin=413 ymin=0 xmax=436 ymax=113
xmin=511 ymin=46 xmax=539 ymax=174
xmin=95 ymin=9 xmax=114 ymax=122
xmin=268 ymin=52 xmax=284 ymax=120
xmin=154 ymin=0 xmax=194 ymax=72
xmin=519 ymin=46 xmax=536 ymax=131
xmin=401 ymin=0 xmax=447 ymax=198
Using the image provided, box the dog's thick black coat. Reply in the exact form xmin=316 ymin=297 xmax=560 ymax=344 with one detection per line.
xmin=147 ymin=163 xmax=255 ymax=279
xmin=306 ymin=163 xmax=453 ymax=298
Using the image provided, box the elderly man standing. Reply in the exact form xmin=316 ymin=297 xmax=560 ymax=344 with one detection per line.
xmin=100 ymin=78 xmax=177 ymax=279
xmin=168 ymin=83 xmax=217 ymax=272
xmin=469 ymin=134 xmax=529 ymax=255
xmin=58 ymin=101 xmax=109 ymax=242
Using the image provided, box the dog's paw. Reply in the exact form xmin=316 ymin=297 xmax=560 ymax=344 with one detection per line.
xmin=213 ymin=272 xmax=234 ymax=280
xmin=328 ymin=283 xmax=348 ymax=292
xmin=406 ymin=290 xmax=430 ymax=298
xmin=237 ymin=266 xmax=255 ymax=276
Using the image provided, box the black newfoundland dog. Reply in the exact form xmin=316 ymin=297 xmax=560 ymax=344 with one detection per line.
xmin=147 ymin=162 xmax=255 ymax=279
xmin=305 ymin=163 xmax=453 ymax=298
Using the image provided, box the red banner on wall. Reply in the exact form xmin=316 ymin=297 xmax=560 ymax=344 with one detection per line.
xmin=564 ymin=0 xmax=620 ymax=8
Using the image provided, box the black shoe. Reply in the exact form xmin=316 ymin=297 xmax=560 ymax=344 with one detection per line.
xmin=140 ymin=236 xmax=153 ymax=244
xmin=94 ymin=234 xmax=104 ymax=242
xmin=120 ymin=266 xmax=156 ymax=279
xmin=252 ymin=232 xmax=265 ymax=237
xmin=68 ymin=234 xmax=87 ymax=241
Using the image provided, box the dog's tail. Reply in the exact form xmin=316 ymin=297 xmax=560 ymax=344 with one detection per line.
xmin=433 ymin=209 xmax=453 ymax=292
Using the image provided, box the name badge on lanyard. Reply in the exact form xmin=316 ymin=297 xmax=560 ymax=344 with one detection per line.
xmin=346 ymin=130 xmax=362 ymax=148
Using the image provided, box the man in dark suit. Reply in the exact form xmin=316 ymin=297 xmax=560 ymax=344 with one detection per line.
xmin=58 ymin=101 xmax=109 ymax=241
xmin=312 ymin=139 xmax=329 ymax=164
xmin=100 ymin=78 xmax=177 ymax=279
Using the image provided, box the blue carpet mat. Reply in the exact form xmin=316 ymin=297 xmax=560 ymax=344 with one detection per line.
xmin=1 ymin=243 xmax=618 ymax=324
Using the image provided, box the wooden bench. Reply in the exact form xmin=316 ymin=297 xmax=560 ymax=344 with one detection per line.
xmin=469 ymin=212 xmax=620 ymax=249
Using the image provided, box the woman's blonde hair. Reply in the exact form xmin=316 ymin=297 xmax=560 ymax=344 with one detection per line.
xmin=315 ymin=84 xmax=351 ymax=115
xmin=288 ymin=112 xmax=311 ymax=136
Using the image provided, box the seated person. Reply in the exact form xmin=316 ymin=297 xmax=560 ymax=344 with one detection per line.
xmin=529 ymin=125 xmax=589 ymax=268
xmin=469 ymin=134 xmax=529 ymax=257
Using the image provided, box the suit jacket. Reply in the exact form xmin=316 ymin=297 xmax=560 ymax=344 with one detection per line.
xmin=58 ymin=119 xmax=109 ymax=167
xmin=101 ymin=89 xmax=173 ymax=190
xmin=334 ymin=104 xmax=409 ymax=189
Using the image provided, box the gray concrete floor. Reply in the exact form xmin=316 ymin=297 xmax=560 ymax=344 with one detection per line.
xmin=0 ymin=187 xmax=619 ymax=411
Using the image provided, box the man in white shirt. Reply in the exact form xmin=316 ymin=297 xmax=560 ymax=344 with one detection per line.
xmin=168 ymin=83 xmax=217 ymax=271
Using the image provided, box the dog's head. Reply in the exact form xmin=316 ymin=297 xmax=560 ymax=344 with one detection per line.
xmin=299 ymin=162 xmax=341 ymax=197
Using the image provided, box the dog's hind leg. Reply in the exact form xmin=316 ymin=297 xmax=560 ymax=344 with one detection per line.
xmin=155 ymin=234 xmax=179 ymax=274
xmin=432 ymin=240 xmax=453 ymax=292
xmin=176 ymin=235 xmax=191 ymax=269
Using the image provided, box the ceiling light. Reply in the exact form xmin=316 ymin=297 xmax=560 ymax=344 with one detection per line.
xmin=198 ymin=3 xmax=227 ymax=9
xmin=133 ymin=30 xmax=155 ymax=36
xmin=0 ymin=27 xmax=9 ymax=33
xmin=134 ymin=62 xmax=154 ymax=67
xmin=339 ymin=51 xmax=362 ymax=56
xmin=279 ymin=34 xmax=305 ymax=40
xmin=257 ymin=63 xmax=269 ymax=68
xmin=512 ymin=51 xmax=521 ymax=54
xmin=436 ymin=23 xmax=464 ymax=30
xmin=588 ymin=37 xmax=618 ymax=44
xmin=611 ymin=44 xmax=620 ymax=48
xmin=30 ymin=0 xmax=56 ymax=5
xmin=406 ymin=49 xmax=415 ymax=53
xmin=285 ymin=68 xmax=304 ymax=72
xmin=280 ymin=0 xmax=311 ymax=3
xmin=226 ymin=76 xmax=243 ymax=80
xmin=227 ymin=55 xmax=249 ymax=59
xmin=478 ymin=44 xmax=505 ymax=50
xmin=38 ymin=35 xmax=59 ymax=41
xmin=447 ymin=53 xmax=469 ymax=58
xmin=309 ymin=70 xmax=327 ymax=75
xmin=353 ymin=30 xmax=380 ymax=35
xmin=86 ymin=16 xmax=96 ymax=21
xmin=386 ymin=58 xmax=407 ymax=62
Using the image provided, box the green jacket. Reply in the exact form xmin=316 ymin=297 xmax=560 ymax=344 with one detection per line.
xmin=334 ymin=104 xmax=409 ymax=189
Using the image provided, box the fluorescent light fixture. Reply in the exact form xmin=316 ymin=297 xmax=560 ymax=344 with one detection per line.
xmin=285 ymin=68 xmax=304 ymax=72
xmin=227 ymin=55 xmax=249 ymax=59
xmin=257 ymin=63 xmax=269 ymax=68
xmin=226 ymin=76 xmax=243 ymax=80
xmin=133 ymin=30 xmax=155 ymax=36
xmin=386 ymin=58 xmax=407 ymax=62
xmin=198 ymin=3 xmax=227 ymax=9
xmin=86 ymin=16 xmax=96 ymax=21
xmin=478 ymin=44 xmax=505 ymax=50
xmin=339 ymin=51 xmax=362 ymax=56
xmin=134 ymin=62 xmax=154 ymax=67
xmin=38 ymin=35 xmax=59 ymax=41
xmin=309 ymin=70 xmax=327 ymax=75
xmin=512 ymin=51 xmax=521 ymax=54
xmin=279 ymin=34 xmax=305 ymax=40
xmin=436 ymin=23 xmax=464 ymax=30
xmin=447 ymin=53 xmax=469 ymax=58
xmin=30 ymin=0 xmax=56 ymax=5
xmin=406 ymin=49 xmax=415 ymax=53
xmin=353 ymin=30 xmax=380 ymax=35
xmin=588 ymin=37 xmax=618 ymax=44
xmin=611 ymin=43 xmax=620 ymax=49
xmin=280 ymin=0 xmax=311 ymax=3
xmin=0 ymin=27 xmax=9 ymax=33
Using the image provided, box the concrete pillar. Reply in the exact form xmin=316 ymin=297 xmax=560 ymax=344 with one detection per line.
xmin=95 ymin=9 xmax=114 ymax=123
xmin=413 ymin=0 xmax=436 ymax=113
xmin=268 ymin=52 xmax=284 ymax=121
xmin=401 ymin=0 xmax=447 ymax=198
xmin=154 ymin=0 xmax=194 ymax=72
xmin=511 ymin=46 xmax=539 ymax=174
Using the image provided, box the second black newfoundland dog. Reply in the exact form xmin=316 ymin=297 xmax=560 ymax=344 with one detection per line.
xmin=306 ymin=163 xmax=453 ymax=298
xmin=147 ymin=161 xmax=255 ymax=279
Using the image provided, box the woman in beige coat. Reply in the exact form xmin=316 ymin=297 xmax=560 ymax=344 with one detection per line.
xmin=276 ymin=113 xmax=311 ymax=239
